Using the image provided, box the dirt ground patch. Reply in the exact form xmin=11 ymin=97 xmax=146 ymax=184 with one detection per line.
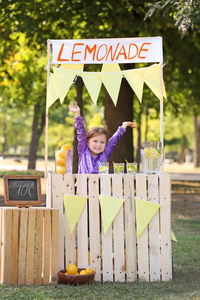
xmin=171 ymin=181 xmax=200 ymax=219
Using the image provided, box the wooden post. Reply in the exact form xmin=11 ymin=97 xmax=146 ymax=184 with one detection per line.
xmin=136 ymin=174 xmax=149 ymax=281
xmin=77 ymin=174 xmax=88 ymax=268
xmin=52 ymin=174 xmax=64 ymax=271
xmin=11 ymin=209 xmax=19 ymax=286
xmin=64 ymin=174 xmax=76 ymax=267
xmin=88 ymin=174 xmax=101 ymax=281
xmin=26 ymin=209 xmax=36 ymax=285
xmin=35 ymin=209 xmax=44 ymax=285
xmin=100 ymin=174 xmax=113 ymax=282
xmin=51 ymin=209 xmax=59 ymax=284
xmin=112 ymin=174 xmax=125 ymax=282
xmin=160 ymin=62 xmax=164 ymax=148
xmin=124 ymin=174 xmax=137 ymax=282
xmin=160 ymin=174 xmax=172 ymax=280
xmin=45 ymin=39 xmax=51 ymax=177
xmin=148 ymin=175 xmax=160 ymax=281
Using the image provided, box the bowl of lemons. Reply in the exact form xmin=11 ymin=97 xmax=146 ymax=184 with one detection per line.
xmin=58 ymin=264 xmax=95 ymax=285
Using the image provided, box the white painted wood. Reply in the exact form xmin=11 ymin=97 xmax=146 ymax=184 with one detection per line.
xmin=52 ymin=173 xmax=64 ymax=271
xmin=100 ymin=174 xmax=113 ymax=282
xmin=112 ymin=174 xmax=125 ymax=282
xmin=160 ymin=174 xmax=172 ymax=281
xmin=124 ymin=174 xmax=137 ymax=282
xmin=46 ymin=172 xmax=52 ymax=208
xmin=148 ymin=175 xmax=160 ymax=281
xmin=136 ymin=174 xmax=149 ymax=281
xmin=77 ymin=174 xmax=88 ymax=268
xmin=64 ymin=174 xmax=76 ymax=266
xmin=88 ymin=175 xmax=101 ymax=281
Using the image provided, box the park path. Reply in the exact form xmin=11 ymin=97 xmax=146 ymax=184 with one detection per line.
xmin=0 ymin=161 xmax=199 ymax=181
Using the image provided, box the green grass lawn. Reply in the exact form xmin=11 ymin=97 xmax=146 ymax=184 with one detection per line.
xmin=0 ymin=216 xmax=199 ymax=300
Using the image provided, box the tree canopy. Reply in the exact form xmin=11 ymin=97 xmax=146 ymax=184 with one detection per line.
xmin=146 ymin=0 xmax=200 ymax=35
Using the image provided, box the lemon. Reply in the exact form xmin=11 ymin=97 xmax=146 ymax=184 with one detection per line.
xmin=149 ymin=149 xmax=161 ymax=158
xmin=57 ymin=149 xmax=66 ymax=159
xmin=56 ymin=156 xmax=66 ymax=167
xmin=85 ymin=267 xmax=93 ymax=274
xmin=66 ymin=264 xmax=78 ymax=275
xmin=56 ymin=166 xmax=66 ymax=174
xmin=61 ymin=144 xmax=71 ymax=151
xmin=79 ymin=270 xmax=88 ymax=275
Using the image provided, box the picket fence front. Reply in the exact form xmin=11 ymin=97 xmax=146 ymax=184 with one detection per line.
xmin=47 ymin=172 xmax=172 ymax=282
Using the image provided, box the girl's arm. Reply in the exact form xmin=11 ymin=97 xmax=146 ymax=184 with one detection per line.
xmin=105 ymin=122 xmax=136 ymax=158
xmin=122 ymin=121 xmax=136 ymax=129
xmin=69 ymin=104 xmax=81 ymax=117
xmin=69 ymin=104 xmax=87 ymax=156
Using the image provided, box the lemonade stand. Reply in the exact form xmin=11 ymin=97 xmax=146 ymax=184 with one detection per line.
xmin=45 ymin=37 xmax=173 ymax=283
xmin=0 ymin=37 xmax=173 ymax=286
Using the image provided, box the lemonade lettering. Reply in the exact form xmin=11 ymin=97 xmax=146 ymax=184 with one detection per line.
xmin=57 ymin=42 xmax=152 ymax=63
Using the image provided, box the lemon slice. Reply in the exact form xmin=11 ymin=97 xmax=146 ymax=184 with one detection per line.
xmin=149 ymin=149 xmax=160 ymax=158
xmin=99 ymin=167 xmax=108 ymax=173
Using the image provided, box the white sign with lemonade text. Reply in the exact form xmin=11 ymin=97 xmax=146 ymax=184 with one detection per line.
xmin=51 ymin=37 xmax=163 ymax=64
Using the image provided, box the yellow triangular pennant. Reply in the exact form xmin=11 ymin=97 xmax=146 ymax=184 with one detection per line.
xmin=135 ymin=197 xmax=160 ymax=238
xmin=101 ymin=63 xmax=121 ymax=73
xmin=46 ymin=73 xmax=59 ymax=109
xmin=99 ymin=72 xmax=122 ymax=106
xmin=81 ymin=72 xmax=102 ymax=105
xmin=144 ymin=64 xmax=167 ymax=100
xmin=135 ymin=68 xmax=147 ymax=80
xmin=60 ymin=64 xmax=84 ymax=71
xmin=99 ymin=195 xmax=124 ymax=234
xmin=123 ymin=69 xmax=144 ymax=102
xmin=53 ymin=67 xmax=78 ymax=104
xmin=171 ymin=230 xmax=177 ymax=242
xmin=63 ymin=194 xmax=87 ymax=234
xmin=99 ymin=63 xmax=122 ymax=106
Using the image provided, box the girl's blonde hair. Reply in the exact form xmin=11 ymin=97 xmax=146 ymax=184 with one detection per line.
xmin=86 ymin=127 xmax=108 ymax=142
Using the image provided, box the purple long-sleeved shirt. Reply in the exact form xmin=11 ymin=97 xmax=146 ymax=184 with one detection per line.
xmin=75 ymin=117 xmax=126 ymax=174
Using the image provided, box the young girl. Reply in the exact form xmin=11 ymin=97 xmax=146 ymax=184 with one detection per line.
xmin=69 ymin=104 xmax=136 ymax=174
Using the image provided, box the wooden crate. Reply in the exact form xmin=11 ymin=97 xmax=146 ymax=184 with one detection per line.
xmin=0 ymin=207 xmax=59 ymax=286
xmin=47 ymin=173 xmax=172 ymax=282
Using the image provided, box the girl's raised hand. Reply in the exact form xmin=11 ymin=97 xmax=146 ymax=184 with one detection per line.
xmin=122 ymin=122 xmax=136 ymax=129
xmin=69 ymin=104 xmax=81 ymax=117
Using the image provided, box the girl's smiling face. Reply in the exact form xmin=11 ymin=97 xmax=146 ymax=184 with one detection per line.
xmin=87 ymin=134 xmax=107 ymax=156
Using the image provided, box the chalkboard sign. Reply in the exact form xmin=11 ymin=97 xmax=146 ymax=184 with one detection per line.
xmin=3 ymin=175 xmax=42 ymax=207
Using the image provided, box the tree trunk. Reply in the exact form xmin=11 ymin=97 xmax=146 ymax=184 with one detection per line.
xmin=28 ymin=103 xmax=45 ymax=170
xmin=177 ymin=134 xmax=187 ymax=164
xmin=104 ymin=76 xmax=134 ymax=173
xmin=194 ymin=115 xmax=200 ymax=167
xmin=72 ymin=76 xmax=84 ymax=174
xmin=136 ymin=108 xmax=142 ymax=170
